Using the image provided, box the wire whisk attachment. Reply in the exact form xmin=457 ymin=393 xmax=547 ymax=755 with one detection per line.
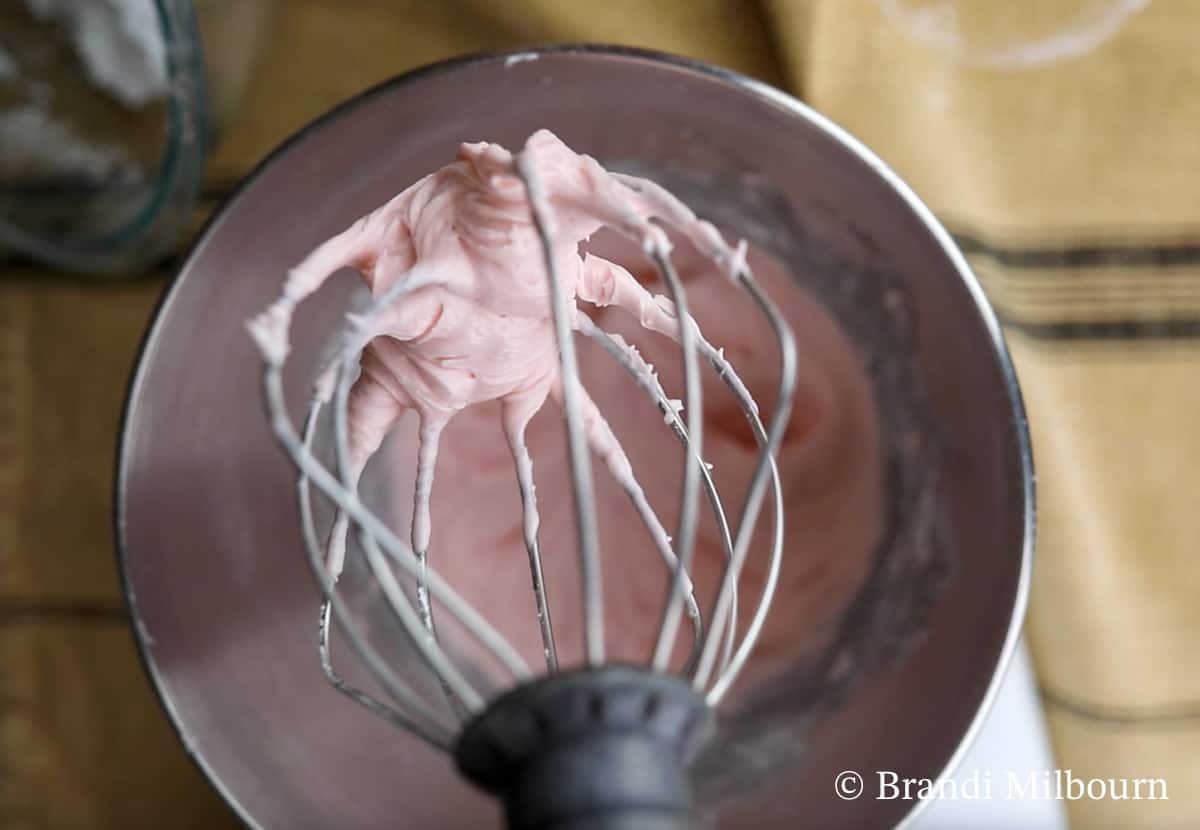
xmin=248 ymin=130 xmax=796 ymax=829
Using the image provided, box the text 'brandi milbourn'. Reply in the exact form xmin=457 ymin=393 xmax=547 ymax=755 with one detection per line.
xmin=877 ymin=769 xmax=1168 ymax=802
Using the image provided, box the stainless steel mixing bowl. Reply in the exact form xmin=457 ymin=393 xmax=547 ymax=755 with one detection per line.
xmin=116 ymin=46 xmax=1033 ymax=829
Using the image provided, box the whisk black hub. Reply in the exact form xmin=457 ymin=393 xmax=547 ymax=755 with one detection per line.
xmin=455 ymin=666 xmax=715 ymax=830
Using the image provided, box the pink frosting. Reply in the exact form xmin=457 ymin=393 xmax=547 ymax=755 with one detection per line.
xmin=280 ymin=130 xmax=689 ymax=420
xmin=254 ymin=130 xmax=758 ymax=582
xmin=251 ymin=130 xmax=882 ymax=687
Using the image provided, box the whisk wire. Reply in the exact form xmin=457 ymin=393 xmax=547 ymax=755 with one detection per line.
xmin=331 ymin=355 xmax=477 ymax=717
xmin=295 ymin=400 xmax=457 ymax=747
xmin=315 ymin=601 xmax=456 ymax=747
xmin=515 ymin=153 xmax=607 ymax=667
xmin=695 ymin=272 xmax=797 ymax=700
xmin=261 ymin=361 xmax=532 ymax=696
xmin=606 ymin=173 xmax=798 ymax=693
xmin=574 ymin=317 xmax=740 ymax=672
xmin=645 ymin=244 xmax=706 ymax=672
